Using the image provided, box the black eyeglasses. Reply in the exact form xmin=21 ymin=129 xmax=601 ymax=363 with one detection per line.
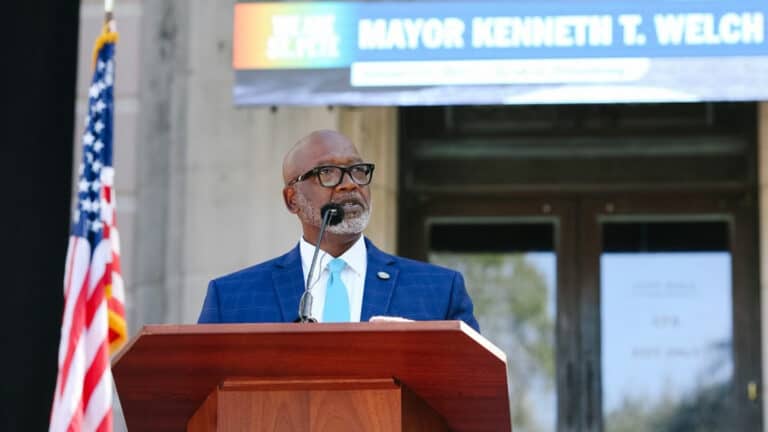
xmin=288 ymin=163 xmax=375 ymax=188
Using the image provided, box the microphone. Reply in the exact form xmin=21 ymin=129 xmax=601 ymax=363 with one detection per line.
xmin=297 ymin=203 xmax=345 ymax=322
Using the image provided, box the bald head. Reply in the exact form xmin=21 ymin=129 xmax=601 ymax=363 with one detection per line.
xmin=281 ymin=129 xmax=372 ymax=252
xmin=282 ymin=130 xmax=361 ymax=185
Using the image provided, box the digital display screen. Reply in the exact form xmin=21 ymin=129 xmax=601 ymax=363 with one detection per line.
xmin=233 ymin=1 xmax=768 ymax=105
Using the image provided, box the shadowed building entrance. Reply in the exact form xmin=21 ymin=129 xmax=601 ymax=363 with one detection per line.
xmin=399 ymin=103 xmax=762 ymax=432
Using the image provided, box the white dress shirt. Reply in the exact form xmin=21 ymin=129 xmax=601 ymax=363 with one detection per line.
xmin=299 ymin=235 xmax=367 ymax=322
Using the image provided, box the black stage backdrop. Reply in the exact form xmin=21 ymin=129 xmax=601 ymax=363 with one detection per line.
xmin=2 ymin=0 xmax=79 ymax=429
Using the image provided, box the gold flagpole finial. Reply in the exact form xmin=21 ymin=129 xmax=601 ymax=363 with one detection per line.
xmin=92 ymin=0 xmax=119 ymax=68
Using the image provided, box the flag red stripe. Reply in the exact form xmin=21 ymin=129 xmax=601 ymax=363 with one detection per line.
xmin=82 ymin=340 xmax=108 ymax=409
xmin=85 ymin=276 xmax=107 ymax=328
xmin=106 ymin=297 xmax=124 ymax=316
xmin=65 ymin=399 xmax=83 ymax=432
xmin=94 ymin=411 xmax=112 ymax=432
xmin=58 ymin=266 xmax=90 ymax=400
xmin=110 ymin=253 xmax=121 ymax=272
xmin=55 ymin=237 xmax=79 ymax=400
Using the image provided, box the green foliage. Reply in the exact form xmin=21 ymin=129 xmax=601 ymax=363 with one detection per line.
xmin=605 ymin=382 xmax=729 ymax=432
xmin=431 ymin=252 xmax=733 ymax=432
xmin=430 ymin=252 xmax=556 ymax=432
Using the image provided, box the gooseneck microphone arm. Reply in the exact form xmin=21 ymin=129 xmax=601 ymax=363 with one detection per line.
xmin=297 ymin=203 xmax=345 ymax=323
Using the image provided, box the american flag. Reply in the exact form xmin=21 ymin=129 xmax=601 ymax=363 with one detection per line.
xmin=50 ymin=23 xmax=127 ymax=432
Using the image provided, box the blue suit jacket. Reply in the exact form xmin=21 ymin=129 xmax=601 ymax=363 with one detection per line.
xmin=198 ymin=238 xmax=479 ymax=332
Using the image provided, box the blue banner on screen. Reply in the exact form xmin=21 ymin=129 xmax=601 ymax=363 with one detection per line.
xmin=233 ymin=0 xmax=768 ymax=105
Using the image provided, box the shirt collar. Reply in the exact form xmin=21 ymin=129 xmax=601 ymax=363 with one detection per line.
xmin=299 ymin=235 xmax=367 ymax=277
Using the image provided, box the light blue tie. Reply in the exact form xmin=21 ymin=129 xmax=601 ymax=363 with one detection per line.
xmin=323 ymin=258 xmax=350 ymax=322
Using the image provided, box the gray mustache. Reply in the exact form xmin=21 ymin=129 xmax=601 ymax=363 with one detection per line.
xmin=333 ymin=195 xmax=366 ymax=209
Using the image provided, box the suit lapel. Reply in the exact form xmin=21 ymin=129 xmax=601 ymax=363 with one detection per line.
xmin=272 ymin=245 xmax=305 ymax=322
xmin=361 ymin=239 xmax=398 ymax=321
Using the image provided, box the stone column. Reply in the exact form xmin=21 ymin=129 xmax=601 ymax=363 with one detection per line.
xmin=131 ymin=0 xmax=187 ymax=331
xmin=339 ymin=107 xmax=400 ymax=253
xmin=133 ymin=0 xmax=341 ymax=326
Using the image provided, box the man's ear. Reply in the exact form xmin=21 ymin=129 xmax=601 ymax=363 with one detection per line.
xmin=283 ymin=186 xmax=298 ymax=214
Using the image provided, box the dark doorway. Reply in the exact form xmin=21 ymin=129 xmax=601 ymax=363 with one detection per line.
xmin=399 ymin=103 xmax=761 ymax=431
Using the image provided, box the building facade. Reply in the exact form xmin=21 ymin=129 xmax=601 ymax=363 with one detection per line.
xmin=76 ymin=0 xmax=768 ymax=430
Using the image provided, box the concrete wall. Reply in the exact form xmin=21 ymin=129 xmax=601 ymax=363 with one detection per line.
xmin=132 ymin=0 xmax=341 ymax=329
xmin=76 ymin=0 xmax=765 ymax=428
xmin=339 ymin=107 xmax=400 ymax=254
xmin=76 ymin=1 xmax=398 ymax=337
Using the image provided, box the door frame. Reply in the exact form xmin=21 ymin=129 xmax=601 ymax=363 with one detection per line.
xmin=401 ymin=194 xmax=582 ymax=431
xmin=400 ymin=190 xmax=761 ymax=431
xmin=579 ymin=191 xmax=762 ymax=431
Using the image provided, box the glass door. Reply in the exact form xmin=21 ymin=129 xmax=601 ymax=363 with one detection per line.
xmin=399 ymin=101 xmax=761 ymax=432
xmin=429 ymin=220 xmax=559 ymax=432
xmin=399 ymin=194 xmax=760 ymax=432
xmin=580 ymin=197 xmax=762 ymax=432
xmin=600 ymin=221 xmax=733 ymax=431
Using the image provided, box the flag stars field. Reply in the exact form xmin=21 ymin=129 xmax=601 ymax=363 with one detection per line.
xmin=89 ymin=84 xmax=100 ymax=99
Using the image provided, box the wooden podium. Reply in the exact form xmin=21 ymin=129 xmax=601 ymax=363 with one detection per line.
xmin=112 ymin=321 xmax=511 ymax=431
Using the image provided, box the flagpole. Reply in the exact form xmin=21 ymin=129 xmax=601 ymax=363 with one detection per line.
xmin=105 ymin=0 xmax=127 ymax=430
xmin=105 ymin=0 xmax=115 ymax=28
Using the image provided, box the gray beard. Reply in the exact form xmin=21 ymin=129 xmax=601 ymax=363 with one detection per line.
xmin=294 ymin=191 xmax=371 ymax=235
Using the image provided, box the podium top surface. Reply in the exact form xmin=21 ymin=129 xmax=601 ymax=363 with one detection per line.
xmin=113 ymin=320 xmax=511 ymax=432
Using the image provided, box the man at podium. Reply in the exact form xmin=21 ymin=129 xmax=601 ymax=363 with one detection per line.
xmin=198 ymin=130 xmax=479 ymax=332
